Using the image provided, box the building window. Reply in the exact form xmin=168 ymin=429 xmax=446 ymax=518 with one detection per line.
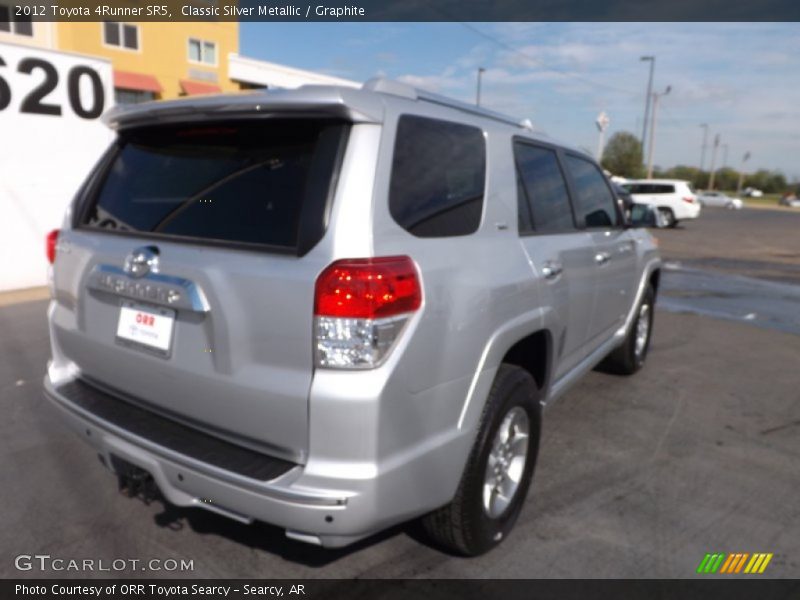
xmin=104 ymin=22 xmax=139 ymax=50
xmin=188 ymin=38 xmax=217 ymax=65
xmin=0 ymin=3 xmax=34 ymax=36
xmin=239 ymin=82 xmax=267 ymax=90
xmin=114 ymin=89 xmax=156 ymax=105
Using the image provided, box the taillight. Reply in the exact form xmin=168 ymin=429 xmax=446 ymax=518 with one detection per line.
xmin=314 ymin=256 xmax=422 ymax=369
xmin=682 ymin=196 xmax=695 ymax=204
xmin=46 ymin=229 xmax=60 ymax=264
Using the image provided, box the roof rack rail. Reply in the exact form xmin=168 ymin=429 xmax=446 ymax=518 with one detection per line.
xmin=362 ymin=77 xmax=533 ymax=130
xmin=362 ymin=78 xmax=417 ymax=100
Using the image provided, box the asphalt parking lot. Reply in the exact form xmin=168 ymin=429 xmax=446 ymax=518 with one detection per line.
xmin=1 ymin=207 xmax=798 ymax=579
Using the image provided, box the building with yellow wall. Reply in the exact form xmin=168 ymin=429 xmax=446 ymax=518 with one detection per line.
xmin=0 ymin=5 xmax=56 ymax=48
xmin=3 ymin=5 xmax=355 ymax=107
xmin=56 ymin=21 xmax=239 ymax=103
xmin=2 ymin=3 xmax=237 ymax=103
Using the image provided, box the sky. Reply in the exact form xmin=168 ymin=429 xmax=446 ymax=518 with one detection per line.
xmin=242 ymin=23 xmax=800 ymax=180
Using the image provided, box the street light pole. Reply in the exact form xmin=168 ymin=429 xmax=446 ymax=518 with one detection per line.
xmin=646 ymin=85 xmax=670 ymax=179
xmin=736 ymin=152 xmax=751 ymax=196
xmin=708 ymin=134 xmax=720 ymax=190
xmin=476 ymin=67 xmax=486 ymax=107
xmin=721 ymin=143 xmax=729 ymax=169
xmin=640 ymin=56 xmax=655 ymax=155
xmin=699 ymin=123 xmax=709 ymax=172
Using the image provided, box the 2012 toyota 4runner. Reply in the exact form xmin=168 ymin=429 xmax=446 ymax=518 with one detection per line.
xmin=44 ymin=79 xmax=661 ymax=555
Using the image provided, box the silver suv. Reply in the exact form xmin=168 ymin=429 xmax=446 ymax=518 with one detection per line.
xmin=44 ymin=79 xmax=661 ymax=556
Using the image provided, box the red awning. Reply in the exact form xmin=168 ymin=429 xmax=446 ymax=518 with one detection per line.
xmin=180 ymin=80 xmax=222 ymax=96
xmin=113 ymin=70 xmax=162 ymax=93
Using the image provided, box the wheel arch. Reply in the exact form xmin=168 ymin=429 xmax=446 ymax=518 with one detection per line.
xmin=456 ymin=311 xmax=551 ymax=434
xmin=499 ymin=329 xmax=552 ymax=397
xmin=649 ymin=267 xmax=661 ymax=297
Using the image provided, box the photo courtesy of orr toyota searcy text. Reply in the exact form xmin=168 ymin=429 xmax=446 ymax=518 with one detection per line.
xmin=15 ymin=584 xmax=295 ymax=597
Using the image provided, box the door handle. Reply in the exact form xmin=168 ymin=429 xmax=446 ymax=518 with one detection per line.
xmin=541 ymin=261 xmax=563 ymax=280
xmin=595 ymin=252 xmax=610 ymax=266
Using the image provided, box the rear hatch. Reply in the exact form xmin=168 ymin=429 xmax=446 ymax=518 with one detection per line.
xmin=50 ymin=118 xmax=350 ymax=463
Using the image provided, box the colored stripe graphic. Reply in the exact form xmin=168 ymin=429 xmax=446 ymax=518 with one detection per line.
xmin=759 ymin=553 xmax=773 ymax=573
xmin=700 ymin=553 xmax=726 ymax=573
xmin=745 ymin=553 xmax=774 ymax=574
xmin=697 ymin=554 xmax=713 ymax=573
xmin=711 ymin=553 xmax=726 ymax=573
xmin=745 ymin=554 xmax=760 ymax=573
xmin=734 ymin=553 xmax=749 ymax=573
xmin=700 ymin=552 xmax=774 ymax=574
xmin=719 ymin=554 xmax=736 ymax=573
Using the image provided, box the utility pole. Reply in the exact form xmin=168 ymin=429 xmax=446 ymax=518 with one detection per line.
xmin=476 ymin=67 xmax=486 ymax=107
xmin=707 ymin=134 xmax=720 ymax=190
xmin=646 ymin=85 xmax=670 ymax=179
xmin=736 ymin=151 xmax=751 ymax=196
xmin=596 ymin=111 xmax=610 ymax=161
xmin=699 ymin=123 xmax=709 ymax=172
xmin=640 ymin=56 xmax=655 ymax=154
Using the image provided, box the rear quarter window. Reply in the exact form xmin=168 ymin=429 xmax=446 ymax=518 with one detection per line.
xmin=389 ymin=115 xmax=486 ymax=238
xmin=79 ymin=120 xmax=348 ymax=253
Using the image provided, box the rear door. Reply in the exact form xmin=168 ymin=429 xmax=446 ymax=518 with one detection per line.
xmin=562 ymin=154 xmax=637 ymax=343
xmin=513 ymin=140 xmax=597 ymax=380
xmin=51 ymin=119 xmax=349 ymax=463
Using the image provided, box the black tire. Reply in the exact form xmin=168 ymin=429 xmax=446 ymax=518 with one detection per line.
xmin=658 ymin=207 xmax=677 ymax=228
xmin=422 ymin=365 xmax=541 ymax=556
xmin=599 ymin=283 xmax=655 ymax=375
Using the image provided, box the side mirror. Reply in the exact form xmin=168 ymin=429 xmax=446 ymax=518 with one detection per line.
xmin=628 ymin=203 xmax=665 ymax=228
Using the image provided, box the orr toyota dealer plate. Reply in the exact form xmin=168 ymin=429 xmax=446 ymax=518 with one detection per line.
xmin=115 ymin=300 xmax=175 ymax=357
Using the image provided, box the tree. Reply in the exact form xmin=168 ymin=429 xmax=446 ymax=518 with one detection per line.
xmin=745 ymin=170 xmax=787 ymax=193
xmin=601 ymin=132 xmax=645 ymax=178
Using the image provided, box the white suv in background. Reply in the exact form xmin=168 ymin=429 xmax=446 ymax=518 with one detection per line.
xmin=622 ymin=179 xmax=701 ymax=227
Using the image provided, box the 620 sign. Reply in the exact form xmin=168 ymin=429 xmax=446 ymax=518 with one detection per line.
xmin=0 ymin=54 xmax=105 ymax=119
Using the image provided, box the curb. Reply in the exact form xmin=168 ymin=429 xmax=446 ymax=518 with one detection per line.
xmin=0 ymin=286 xmax=50 ymax=308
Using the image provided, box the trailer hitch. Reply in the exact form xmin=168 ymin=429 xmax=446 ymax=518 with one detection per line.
xmin=110 ymin=455 xmax=158 ymax=505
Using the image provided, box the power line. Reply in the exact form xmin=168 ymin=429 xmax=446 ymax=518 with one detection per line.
xmin=458 ymin=23 xmax=641 ymax=97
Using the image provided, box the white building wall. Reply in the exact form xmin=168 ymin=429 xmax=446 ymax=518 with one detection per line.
xmin=0 ymin=46 xmax=358 ymax=292
xmin=0 ymin=42 xmax=114 ymax=291
xmin=228 ymin=53 xmax=359 ymax=89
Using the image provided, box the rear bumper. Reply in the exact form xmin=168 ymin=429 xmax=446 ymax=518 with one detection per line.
xmin=675 ymin=201 xmax=701 ymax=220
xmin=43 ymin=372 xmax=466 ymax=547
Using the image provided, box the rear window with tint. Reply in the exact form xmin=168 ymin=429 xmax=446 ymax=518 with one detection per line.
xmin=389 ymin=115 xmax=485 ymax=237
xmin=80 ymin=120 xmax=347 ymax=252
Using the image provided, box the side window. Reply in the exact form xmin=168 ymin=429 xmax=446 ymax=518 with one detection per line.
xmin=564 ymin=154 xmax=621 ymax=229
xmin=514 ymin=142 xmax=575 ymax=234
xmin=389 ymin=115 xmax=485 ymax=238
